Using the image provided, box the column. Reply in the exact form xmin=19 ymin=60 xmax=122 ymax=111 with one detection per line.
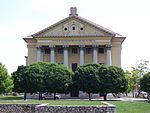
xmin=36 ymin=46 xmax=41 ymax=62
xmin=63 ymin=45 xmax=69 ymax=67
xmin=106 ymin=45 xmax=112 ymax=65
xmin=79 ymin=45 xmax=84 ymax=65
xmin=93 ymin=45 xmax=98 ymax=64
xmin=49 ymin=45 xmax=55 ymax=63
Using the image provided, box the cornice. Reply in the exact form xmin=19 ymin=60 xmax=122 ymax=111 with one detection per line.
xmin=33 ymin=34 xmax=114 ymax=38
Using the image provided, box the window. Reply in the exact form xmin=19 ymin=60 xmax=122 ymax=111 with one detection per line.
xmin=64 ymin=27 xmax=67 ymax=31
xmin=72 ymin=48 xmax=78 ymax=54
xmin=72 ymin=26 xmax=75 ymax=30
xmin=86 ymin=48 xmax=92 ymax=54
xmin=80 ymin=27 xmax=83 ymax=30
xmin=45 ymin=48 xmax=50 ymax=54
xmin=99 ymin=48 xmax=104 ymax=53
xmin=57 ymin=48 xmax=63 ymax=54
xmin=72 ymin=63 xmax=78 ymax=72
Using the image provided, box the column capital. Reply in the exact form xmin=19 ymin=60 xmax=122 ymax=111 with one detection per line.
xmin=92 ymin=45 xmax=99 ymax=48
xmin=106 ymin=44 xmax=112 ymax=49
xmin=63 ymin=45 xmax=69 ymax=48
xmin=49 ymin=45 xmax=55 ymax=48
xmin=79 ymin=45 xmax=85 ymax=48
xmin=36 ymin=45 xmax=42 ymax=48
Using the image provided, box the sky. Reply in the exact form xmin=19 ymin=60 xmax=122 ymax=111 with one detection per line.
xmin=0 ymin=0 xmax=150 ymax=74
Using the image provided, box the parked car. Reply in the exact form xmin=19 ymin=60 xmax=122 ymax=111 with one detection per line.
xmin=42 ymin=93 xmax=61 ymax=100
xmin=139 ymin=91 xmax=148 ymax=99
xmin=112 ymin=93 xmax=123 ymax=98
xmin=147 ymin=94 xmax=150 ymax=100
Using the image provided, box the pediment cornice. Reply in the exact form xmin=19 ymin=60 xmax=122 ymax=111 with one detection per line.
xmin=32 ymin=15 xmax=122 ymax=38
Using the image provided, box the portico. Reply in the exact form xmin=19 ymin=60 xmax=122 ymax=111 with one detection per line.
xmin=24 ymin=7 xmax=125 ymax=70
xmin=35 ymin=44 xmax=112 ymax=69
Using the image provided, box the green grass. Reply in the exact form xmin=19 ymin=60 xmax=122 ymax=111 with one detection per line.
xmin=0 ymin=96 xmax=102 ymax=105
xmin=48 ymin=100 xmax=102 ymax=106
xmin=0 ymin=96 xmax=150 ymax=113
xmin=0 ymin=95 xmax=23 ymax=100
xmin=109 ymin=101 xmax=150 ymax=113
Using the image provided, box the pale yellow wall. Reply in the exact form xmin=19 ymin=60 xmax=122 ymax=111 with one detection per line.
xmin=43 ymin=54 xmax=50 ymax=62
xmin=27 ymin=45 xmax=37 ymax=65
xmin=111 ymin=45 xmax=121 ymax=67
xmin=68 ymin=46 xmax=80 ymax=68
xmin=84 ymin=47 xmax=93 ymax=64
xmin=111 ymin=38 xmax=122 ymax=67
xmin=55 ymin=47 xmax=64 ymax=64
xmin=98 ymin=53 xmax=106 ymax=64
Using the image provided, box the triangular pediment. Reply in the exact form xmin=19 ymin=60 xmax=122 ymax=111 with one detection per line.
xmin=32 ymin=16 xmax=120 ymax=38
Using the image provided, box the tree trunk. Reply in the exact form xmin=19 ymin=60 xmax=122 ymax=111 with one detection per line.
xmin=88 ymin=93 xmax=91 ymax=101
xmin=104 ymin=93 xmax=107 ymax=101
xmin=39 ymin=93 xmax=40 ymax=100
xmin=24 ymin=92 xmax=27 ymax=100
xmin=132 ymin=90 xmax=134 ymax=98
xmin=54 ymin=92 xmax=56 ymax=100
xmin=39 ymin=92 xmax=42 ymax=100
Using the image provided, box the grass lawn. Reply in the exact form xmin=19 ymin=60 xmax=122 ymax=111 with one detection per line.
xmin=0 ymin=96 xmax=102 ymax=105
xmin=109 ymin=101 xmax=150 ymax=113
xmin=0 ymin=96 xmax=150 ymax=113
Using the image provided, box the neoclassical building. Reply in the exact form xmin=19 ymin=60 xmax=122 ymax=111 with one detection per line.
xmin=24 ymin=7 xmax=125 ymax=70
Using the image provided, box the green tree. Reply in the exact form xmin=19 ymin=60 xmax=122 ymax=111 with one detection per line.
xmin=12 ymin=65 xmax=32 ymax=100
xmin=136 ymin=59 xmax=149 ymax=77
xmin=140 ymin=72 xmax=150 ymax=100
xmin=97 ymin=65 xmax=128 ymax=100
xmin=130 ymin=67 xmax=141 ymax=97
xmin=43 ymin=63 xmax=73 ymax=100
xmin=74 ymin=64 xmax=99 ymax=100
xmin=0 ymin=63 xmax=13 ymax=94
xmin=124 ymin=70 xmax=134 ymax=96
xmin=12 ymin=63 xmax=46 ymax=100
xmin=12 ymin=62 xmax=72 ymax=100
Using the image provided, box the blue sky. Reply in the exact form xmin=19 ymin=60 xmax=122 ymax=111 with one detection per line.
xmin=0 ymin=0 xmax=150 ymax=74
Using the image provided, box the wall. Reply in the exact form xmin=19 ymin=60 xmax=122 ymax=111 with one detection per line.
xmin=0 ymin=104 xmax=116 ymax=113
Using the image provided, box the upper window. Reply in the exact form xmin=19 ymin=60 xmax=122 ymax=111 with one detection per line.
xmin=45 ymin=48 xmax=50 ymax=54
xmin=57 ymin=48 xmax=63 ymax=54
xmin=99 ymin=48 xmax=104 ymax=53
xmin=72 ymin=48 xmax=78 ymax=54
xmin=86 ymin=48 xmax=92 ymax=54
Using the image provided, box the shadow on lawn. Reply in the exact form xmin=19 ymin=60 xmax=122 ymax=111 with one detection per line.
xmin=0 ymin=96 xmax=23 ymax=100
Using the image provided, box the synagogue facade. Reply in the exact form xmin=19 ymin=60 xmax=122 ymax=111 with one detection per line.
xmin=24 ymin=7 xmax=125 ymax=70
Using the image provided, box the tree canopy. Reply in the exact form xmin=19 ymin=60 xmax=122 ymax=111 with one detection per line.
xmin=43 ymin=63 xmax=73 ymax=99
xmin=12 ymin=62 xmax=73 ymax=100
xmin=97 ymin=65 xmax=128 ymax=100
xmin=0 ymin=63 xmax=13 ymax=94
xmin=74 ymin=64 xmax=99 ymax=100
xmin=73 ymin=64 xmax=128 ymax=100
xmin=140 ymin=72 xmax=150 ymax=93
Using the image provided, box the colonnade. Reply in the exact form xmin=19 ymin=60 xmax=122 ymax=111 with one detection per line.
xmin=36 ymin=45 xmax=112 ymax=67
